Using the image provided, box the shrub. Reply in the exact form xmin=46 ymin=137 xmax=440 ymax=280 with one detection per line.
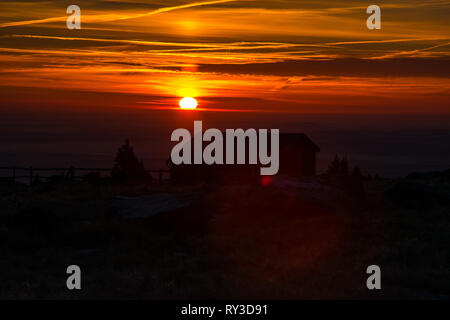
xmin=111 ymin=140 xmax=151 ymax=184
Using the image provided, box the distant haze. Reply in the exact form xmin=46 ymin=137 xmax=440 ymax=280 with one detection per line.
xmin=1 ymin=108 xmax=449 ymax=178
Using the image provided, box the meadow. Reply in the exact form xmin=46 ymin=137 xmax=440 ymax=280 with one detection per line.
xmin=0 ymin=173 xmax=449 ymax=299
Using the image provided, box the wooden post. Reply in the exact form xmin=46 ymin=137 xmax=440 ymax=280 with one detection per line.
xmin=159 ymin=169 xmax=162 ymax=184
xmin=12 ymin=166 xmax=16 ymax=183
xmin=29 ymin=166 xmax=33 ymax=186
xmin=69 ymin=166 xmax=75 ymax=181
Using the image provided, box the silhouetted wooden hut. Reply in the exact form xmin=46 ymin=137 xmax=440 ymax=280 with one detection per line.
xmin=168 ymin=133 xmax=320 ymax=184
xmin=278 ymin=133 xmax=320 ymax=177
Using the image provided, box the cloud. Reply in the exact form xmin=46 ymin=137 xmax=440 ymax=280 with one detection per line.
xmin=194 ymin=58 xmax=450 ymax=78
xmin=0 ymin=0 xmax=241 ymax=28
xmin=1 ymin=0 xmax=449 ymax=113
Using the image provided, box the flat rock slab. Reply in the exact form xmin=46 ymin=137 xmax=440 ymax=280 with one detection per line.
xmin=114 ymin=193 xmax=192 ymax=219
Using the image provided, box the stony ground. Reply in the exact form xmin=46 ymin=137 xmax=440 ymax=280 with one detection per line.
xmin=0 ymin=175 xmax=448 ymax=299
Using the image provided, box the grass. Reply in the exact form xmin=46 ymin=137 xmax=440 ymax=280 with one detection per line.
xmin=0 ymin=177 xmax=448 ymax=299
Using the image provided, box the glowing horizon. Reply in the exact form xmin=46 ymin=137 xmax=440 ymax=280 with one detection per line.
xmin=0 ymin=0 xmax=449 ymax=114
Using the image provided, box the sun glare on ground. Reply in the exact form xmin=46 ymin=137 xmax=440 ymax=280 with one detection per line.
xmin=179 ymin=97 xmax=198 ymax=110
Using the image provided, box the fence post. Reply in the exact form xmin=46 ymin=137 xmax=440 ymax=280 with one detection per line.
xmin=12 ymin=166 xmax=16 ymax=183
xmin=29 ymin=166 xmax=33 ymax=186
xmin=69 ymin=166 xmax=75 ymax=181
xmin=159 ymin=169 xmax=162 ymax=184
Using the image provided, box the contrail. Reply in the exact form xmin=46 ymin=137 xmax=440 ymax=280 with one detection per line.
xmin=0 ymin=0 xmax=241 ymax=28
xmin=127 ymin=0 xmax=241 ymax=19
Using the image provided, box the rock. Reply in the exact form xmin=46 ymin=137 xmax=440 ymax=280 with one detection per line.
xmin=387 ymin=181 xmax=450 ymax=205
xmin=114 ymin=193 xmax=192 ymax=219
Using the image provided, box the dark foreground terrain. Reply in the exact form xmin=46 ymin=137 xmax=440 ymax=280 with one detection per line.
xmin=0 ymin=172 xmax=449 ymax=299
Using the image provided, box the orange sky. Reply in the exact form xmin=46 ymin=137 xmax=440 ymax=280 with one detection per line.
xmin=0 ymin=0 xmax=449 ymax=113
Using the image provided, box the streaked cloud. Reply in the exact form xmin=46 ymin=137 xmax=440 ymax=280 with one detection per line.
xmin=0 ymin=0 xmax=449 ymax=113
xmin=0 ymin=0 xmax=242 ymax=28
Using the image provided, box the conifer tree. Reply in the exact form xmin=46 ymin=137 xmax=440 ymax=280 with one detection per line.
xmin=112 ymin=139 xmax=150 ymax=183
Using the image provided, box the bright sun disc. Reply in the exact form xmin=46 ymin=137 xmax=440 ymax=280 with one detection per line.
xmin=179 ymin=97 xmax=197 ymax=109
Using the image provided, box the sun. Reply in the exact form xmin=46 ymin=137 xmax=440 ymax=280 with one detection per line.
xmin=179 ymin=97 xmax=198 ymax=110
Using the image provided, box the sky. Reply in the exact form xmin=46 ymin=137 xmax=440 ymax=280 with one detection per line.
xmin=0 ymin=0 xmax=449 ymax=114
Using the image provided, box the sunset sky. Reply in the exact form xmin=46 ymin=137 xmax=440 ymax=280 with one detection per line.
xmin=0 ymin=0 xmax=449 ymax=113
